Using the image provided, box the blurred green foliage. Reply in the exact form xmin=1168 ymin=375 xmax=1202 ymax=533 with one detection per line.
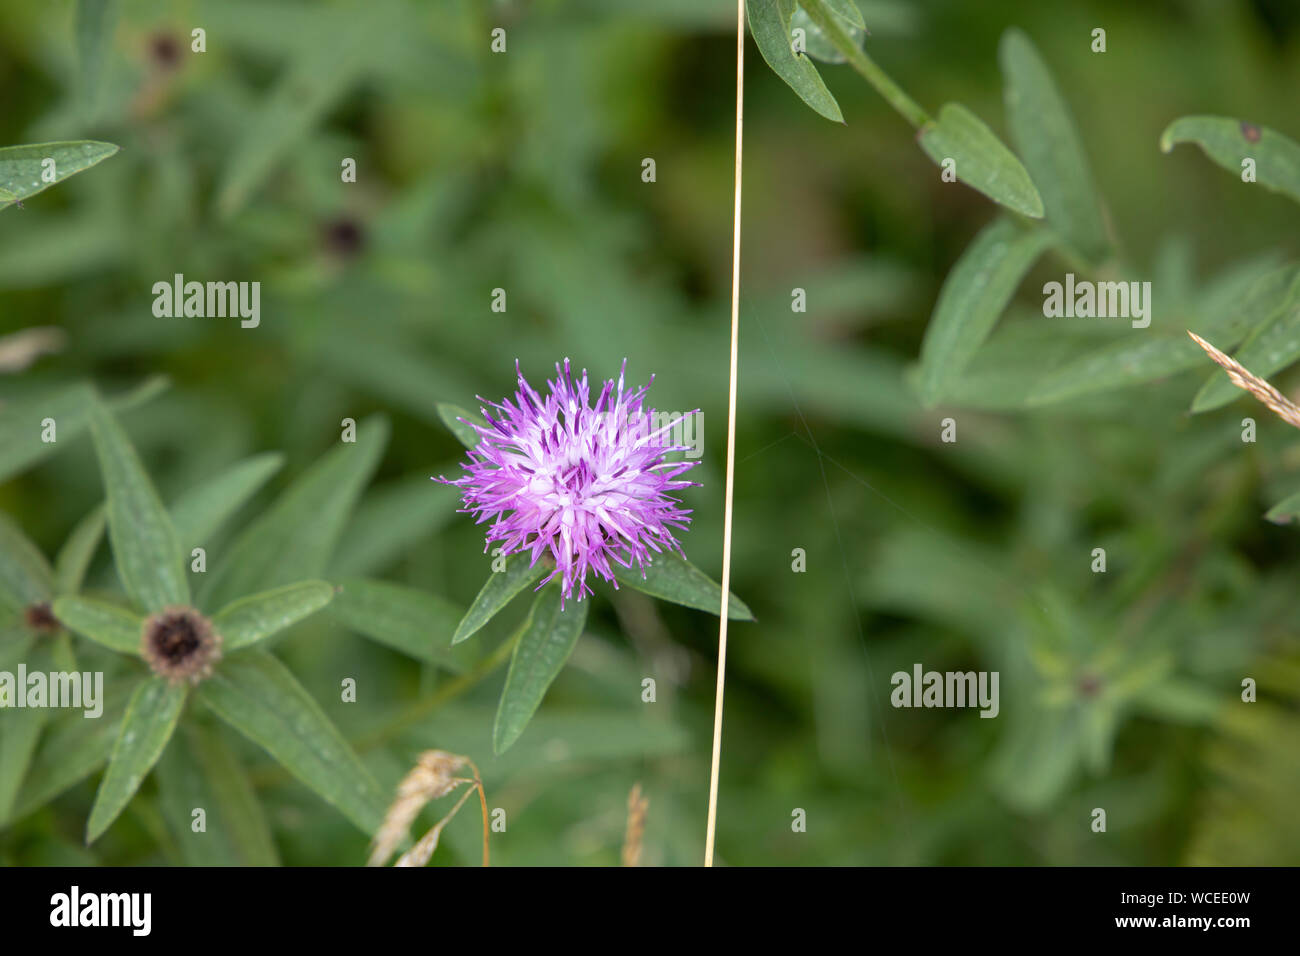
xmin=1 ymin=0 xmax=1299 ymax=865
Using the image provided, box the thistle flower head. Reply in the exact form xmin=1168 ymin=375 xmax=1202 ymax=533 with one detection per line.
xmin=438 ymin=359 xmax=699 ymax=605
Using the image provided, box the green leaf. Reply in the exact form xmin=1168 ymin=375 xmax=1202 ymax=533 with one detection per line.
xmin=53 ymin=504 xmax=106 ymax=596
xmin=1192 ymin=266 xmax=1300 ymax=412
xmin=330 ymin=578 xmax=466 ymax=670
xmin=1264 ymin=489 xmax=1300 ymax=525
xmin=919 ymin=104 xmax=1045 ymax=218
xmin=214 ymin=12 xmax=386 ymax=217
xmin=10 ymin=684 xmax=129 ymax=820
xmin=0 ymin=142 xmax=120 ymax=211
xmin=0 ymin=383 xmax=93 ymax=483
xmin=0 ymin=512 xmax=53 ymax=608
xmin=494 ymin=586 xmax=590 ymax=754
xmin=211 ymin=580 xmax=334 ymax=652
xmin=170 ymin=452 xmax=285 ymax=548
xmin=917 ymin=217 xmax=1053 ymax=406
xmin=0 ymin=628 xmax=35 ymax=674
xmin=89 ymin=397 xmax=189 ymax=612
xmin=999 ymin=28 xmax=1110 ymax=262
xmin=436 ymin=403 xmax=483 ymax=450
xmin=615 ymin=552 xmax=756 ymax=620
xmin=0 ymin=643 xmax=54 ymax=823
xmin=790 ymin=0 xmax=867 ymax=66
xmin=746 ymin=0 xmax=845 ymax=123
xmin=197 ymin=649 xmax=387 ymax=835
xmin=453 ymin=555 xmax=550 ymax=645
xmin=157 ymin=723 xmax=279 ymax=866
xmin=87 ymin=676 xmax=187 ymax=843
xmin=0 ymin=377 xmax=166 ymax=486
xmin=76 ymin=0 xmax=117 ymax=117
xmin=201 ymin=415 xmax=389 ymax=609
xmin=1161 ymin=115 xmax=1300 ymax=206
xmin=1027 ymin=335 xmax=1205 ymax=406
xmin=51 ymin=596 xmax=143 ymax=655
xmin=1133 ymin=680 xmax=1221 ymax=725
xmin=330 ymin=471 xmax=460 ymax=578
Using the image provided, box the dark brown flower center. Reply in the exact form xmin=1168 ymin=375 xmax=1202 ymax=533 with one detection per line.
xmin=141 ymin=606 xmax=221 ymax=684
xmin=323 ymin=217 xmax=365 ymax=259
xmin=1077 ymin=672 xmax=1103 ymax=698
xmin=148 ymin=32 xmax=181 ymax=70
xmin=24 ymin=602 xmax=59 ymax=635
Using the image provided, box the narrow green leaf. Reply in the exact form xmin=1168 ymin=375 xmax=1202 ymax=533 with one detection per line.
xmin=615 ymin=552 xmax=756 ymax=620
xmin=436 ymin=403 xmax=483 ymax=450
xmin=215 ymin=13 xmax=384 ymax=217
xmin=919 ymin=103 xmax=1045 ymax=218
xmin=170 ymin=452 xmax=285 ymax=548
xmin=1265 ymin=489 xmax=1300 ymax=525
xmin=53 ymin=504 xmax=106 ymax=596
xmin=819 ymin=0 xmax=865 ymax=29
xmin=1134 ymin=680 xmax=1221 ymax=726
xmin=87 ymin=676 xmax=187 ymax=843
xmin=1161 ymin=115 xmax=1300 ymax=206
xmin=1192 ymin=266 xmax=1300 ymax=412
xmin=89 ymin=397 xmax=189 ymax=612
xmin=211 ymin=580 xmax=334 ymax=652
xmin=1000 ymin=28 xmax=1110 ymax=262
xmin=330 ymin=578 xmax=466 ymax=670
xmin=453 ymin=555 xmax=549 ymax=645
xmin=0 ymin=628 xmax=36 ymax=674
xmin=0 ymin=513 xmax=53 ymax=608
xmin=1027 ymin=335 xmax=1205 ymax=406
xmin=10 ymin=683 xmax=129 ymax=820
xmin=52 ymin=595 xmax=143 ymax=655
xmin=494 ymin=586 xmax=589 ymax=754
xmin=790 ymin=0 xmax=867 ymax=65
xmin=0 ymin=383 xmax=94 ymax=483
xmin=197 ymin=650 xmax=387 ymax=835
xmin=76 ymin=0 xmax=117 ymax=117
xmin=0 ymin=377 xmax=165 ymax=486
xmin=201 ymin=416 xmax=389 ymax=609
xmin=157 ymin=723 xmax=279 ymax=866
xmin=109 ymin=374 xmax=171 ymax=413
xmin=0 ymin=142 xmax=120 ymax=210
xmin=0 ymin=643 xmax=54 ymax=823
xmin=917 ymin=218 xmax=1053 ymax=406
xmin=746 ymin=0 xmax=845 ymax=123
xmin=330 ymin=471 xmax=459 ymax=578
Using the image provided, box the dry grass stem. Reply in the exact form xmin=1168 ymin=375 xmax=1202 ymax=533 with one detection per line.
xmin=1188 ymin=331 xmax=1300 ymax=429
xmin=0 ymin=326 xmax=66 ymax=373
xmin=368 ymin=749 xmax=489 ymax=867
xmin=621 ymin=783 xmax=649 ymax=867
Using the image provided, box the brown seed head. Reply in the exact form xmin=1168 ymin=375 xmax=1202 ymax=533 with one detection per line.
xmin=141 ymin=605 xmax=221 ymax=684
xmin=148 ymin=32 xmax=182 ymax=71
xmin=24 ymin=602 xmax=59 ymax=636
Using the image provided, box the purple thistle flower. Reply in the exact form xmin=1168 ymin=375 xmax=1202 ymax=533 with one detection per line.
xmin=437 ymin=359 xmax=700 ymax=606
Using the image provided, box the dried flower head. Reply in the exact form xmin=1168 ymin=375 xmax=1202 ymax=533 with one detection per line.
xmin=140 ymin=606 xmax=222 ymax=684
xmin=438 ymin=359 xmax=699 ymax=605
xmin=24 ymin=602 xmax=59 ymax=636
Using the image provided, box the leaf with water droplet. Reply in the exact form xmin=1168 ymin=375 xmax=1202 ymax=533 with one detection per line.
xmin=0 ymin=141 xmax=120 ymax=211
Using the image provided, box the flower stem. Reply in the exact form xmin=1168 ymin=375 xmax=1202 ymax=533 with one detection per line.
xmin=802 ymin=0 xmax=931 ymax=129
xmin=354 ymin=626 xmax=522 ymax=752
